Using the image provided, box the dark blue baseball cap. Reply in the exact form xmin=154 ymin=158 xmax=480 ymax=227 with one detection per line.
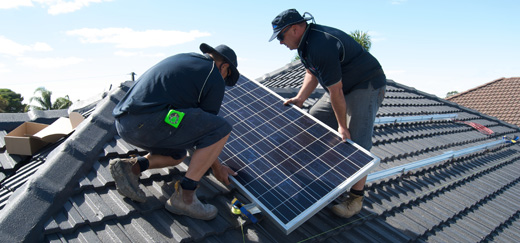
xmin=200 ymin=43 xmax=240 ymax=86
xmin=269 ymin=9 xmax=306 ymax=42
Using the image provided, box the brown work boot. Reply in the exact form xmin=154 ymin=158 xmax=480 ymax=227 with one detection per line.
xmin=109 ymin=157 xmax=146 ymax=203
xmin=165 ymin=181 xmax=218 ymax=220
xmin=331 ymin=192 xmax=364 ymax=218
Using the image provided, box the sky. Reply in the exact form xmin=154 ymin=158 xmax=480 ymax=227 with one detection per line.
xmin=0 ymin=0 xmax=519 ymax=106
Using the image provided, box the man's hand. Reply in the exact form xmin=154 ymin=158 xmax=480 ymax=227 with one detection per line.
xmin=338 ymin=126 xmax=351 ymax=141
xmin=284 ymin=97 xmax=305 ymax=108
xmin=213 ymin=164 xmax=237 ymax=185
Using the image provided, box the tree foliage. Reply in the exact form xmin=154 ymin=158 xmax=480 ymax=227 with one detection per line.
xmin=446 ymin=91 xmax=459 ymax=98
xmin=29 ymin=87 xmax=72 ymax=110
xmin=0 ymin=96 xmax=7 ymax=112
xmin=53 ymin=95 xmax=73 ymax=109
xmin=0 ymin=89 xmax=26 ymax=113
xmin=349 ymin=30 xmax=372 ymax=52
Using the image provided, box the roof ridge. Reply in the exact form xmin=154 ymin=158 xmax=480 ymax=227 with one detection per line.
xmin=0 ymin=86 xmax=126 ymax=242
xmin=256 ymin=60 xmax=302 ymax=82
xmin=446 ymin=77 xmax=515 ymax=100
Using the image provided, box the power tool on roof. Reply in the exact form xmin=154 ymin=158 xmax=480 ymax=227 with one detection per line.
xmin=231 ymin=198 xmax=258 ymax=223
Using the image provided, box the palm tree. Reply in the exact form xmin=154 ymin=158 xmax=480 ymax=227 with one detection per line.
xmin=350 ymin=30 xmax=372 ymax=52
xmin=53 ymin=95 xmax=73 ymax=109
xmin=30 ymin=87 xmax=72 ymax=110
xmin=30 ymin=87 xmax=53 ymax=110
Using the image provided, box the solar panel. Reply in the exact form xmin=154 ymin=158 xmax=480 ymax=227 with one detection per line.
xmin=218 ymin=76 xmax=380 ymax=234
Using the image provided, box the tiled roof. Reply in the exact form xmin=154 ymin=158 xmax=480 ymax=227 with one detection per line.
xmin=0 ymin=63 xmax=519 ymax=242
xmin=447 ymin=77 xmax=520 ymax=127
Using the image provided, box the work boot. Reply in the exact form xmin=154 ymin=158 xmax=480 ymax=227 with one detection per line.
xmin=165 ymin=181 xmax=218 ymax=220
xmin=331 ymin=192 xmax=364 ymax=218
xmin=109 ymin=157 xmax=146 ymax=203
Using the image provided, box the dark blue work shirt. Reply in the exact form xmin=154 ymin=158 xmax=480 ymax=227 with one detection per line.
xmin=298 ymin=23 xmax=386 ymax=94
xmin=113 ymin=53 xmax=225 ymax=117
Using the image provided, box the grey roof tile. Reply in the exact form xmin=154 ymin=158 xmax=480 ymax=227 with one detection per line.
xmin=0 ymin=64 xmax=519 ymax=242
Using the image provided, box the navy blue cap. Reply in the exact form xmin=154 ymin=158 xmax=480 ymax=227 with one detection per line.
xmin=200 ymin=43 xmax=240 ymax=86
xmin=269 ymin=9 xmax=306 ymax=42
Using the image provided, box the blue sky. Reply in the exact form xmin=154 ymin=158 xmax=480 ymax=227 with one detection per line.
xmin=1 ymin=0 xmax=518 ymax=105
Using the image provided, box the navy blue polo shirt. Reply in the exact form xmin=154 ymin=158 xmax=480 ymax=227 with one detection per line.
xmin=298 ymin=23 xmax=386 ymax=94
xmin=113 ymin=53 xmax=225 ymax=117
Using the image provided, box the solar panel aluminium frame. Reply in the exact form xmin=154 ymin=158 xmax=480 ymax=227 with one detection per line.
xmin=219 ymin=77 xmax=380 ymax=235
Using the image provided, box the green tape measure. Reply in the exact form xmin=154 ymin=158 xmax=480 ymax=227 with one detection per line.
xmin=164 ymin=109 xmax=185 ymax=128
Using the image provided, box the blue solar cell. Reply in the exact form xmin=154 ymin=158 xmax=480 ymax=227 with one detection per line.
xmin=237 ymin=149 xmax=261 ymax=164
xmin=260 ymin=189 xmax=285 ymax=210
xmin=306 ymin=140 xmax=330 ymax=157
xmin=256 ymin=123 xmax=277 ymax=137
xmin=321 ymin=132 xmax=343 ymax=147
xmin=250 ymin=158 xmax=273 ymax=172
xmin=264 ymin=168 xmax=286 ymax=185
xmin=267 ymin=131 xmax=290 ymax=145
xmin=293 ymin=115 xmax=316 ymax=128
xmin=254 ymin=140 xmax=272 ymax=155
xmin=322 ymin=169 xmax=347 ymax=188
xmin=306 ymin=124 xmax=329 ymax=139
xmin=245 ymin=179 xmax=269 ymax=196
xmin=260 ymin=95 xmax=282 ymax=106
xmin=350 ymin=150 xmax=374 ymax=167
xmin=241 ymin=130 xmax=262 ymax=145
xmin=279 ymin=140 xmax=302 ymax=155
xmin=226 ymin=139 xmax=247 ymax=154
xmin=291 ymin=150 xmax=314 ymax=167
xmin=234 ymin=166 xmax=257 ymax=184
xmin=218 ymin=77 xmax=378 ymax=234
xmin=292 ymin=131 xmax=315 ymax=147
xmin=307 ymin=159 xmax=331 ymax=182
xmin=231 ymin=122 xmax=249 ymax=136
xmin=306 ymin=180 xmax=329 ymax=199
xmin=281 ymin=122 xmax=301 ymax=137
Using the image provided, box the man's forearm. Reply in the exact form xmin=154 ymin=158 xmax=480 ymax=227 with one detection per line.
xmin=297 ymin=69 xmax=319 ymax=100
xmin=328 ymin=81 xmax=347 ymax=130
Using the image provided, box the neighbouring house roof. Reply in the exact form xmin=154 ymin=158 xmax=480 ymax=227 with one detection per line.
xmin=0 ymin=62 xmax=519 ymax=242
xmin=447 ymin=77 xmax=520 ymax=127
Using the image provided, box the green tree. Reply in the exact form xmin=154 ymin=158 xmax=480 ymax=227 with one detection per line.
xmin=292 ymin=54 xmax=301 ymax=62
xmin=0 ymin=89 xmax=27 ymax=113
xmin=446 ymin=91 xmax=459 ymax=98
xmin=53 ymin=95 xmax=73 ymax=109
xmin=0 ymin=96 xmax=7 ymax=112
xmin=349 ymin=30 xmax=372 ymax=52
xmin=29 ymin=87 xmax=72 ymax=110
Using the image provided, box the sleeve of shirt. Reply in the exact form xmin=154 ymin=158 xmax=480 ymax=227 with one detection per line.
xmin=308 ymin=38 xmax=343 ymax=87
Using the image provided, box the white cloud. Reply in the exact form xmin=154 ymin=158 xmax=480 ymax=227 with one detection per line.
xmin=17 ymin=56 xmax=84 ymax=68
xmin=0 ymin=63 xmax=10 ymax=73
xmin=36 ymin=0 xmax=114 ymax=15
xmin=0 ymin=36 xmax=52 ymax=56
xmin=0 ymin=0 xmax=111 ymax=14
xmin=67 ymin=28 xmax=211 ymax=48
xmin=0 ymin=0 xmax=33 ymax=9
xmin=32 ymin=42 xmax=53 ymax=51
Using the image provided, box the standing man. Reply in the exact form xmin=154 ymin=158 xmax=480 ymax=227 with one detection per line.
xmin=110 ymin=43 xmax=239 ymax=221
xmin=269 ymin=9 xmax=386 ymax=218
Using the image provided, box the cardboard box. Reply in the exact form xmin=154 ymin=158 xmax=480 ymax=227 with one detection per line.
xmin=4 ymin=112 xmax=84 ymax=156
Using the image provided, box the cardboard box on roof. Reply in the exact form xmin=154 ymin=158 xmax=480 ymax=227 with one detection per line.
xmin=4 ymin=112 xmax=84 ymax=156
